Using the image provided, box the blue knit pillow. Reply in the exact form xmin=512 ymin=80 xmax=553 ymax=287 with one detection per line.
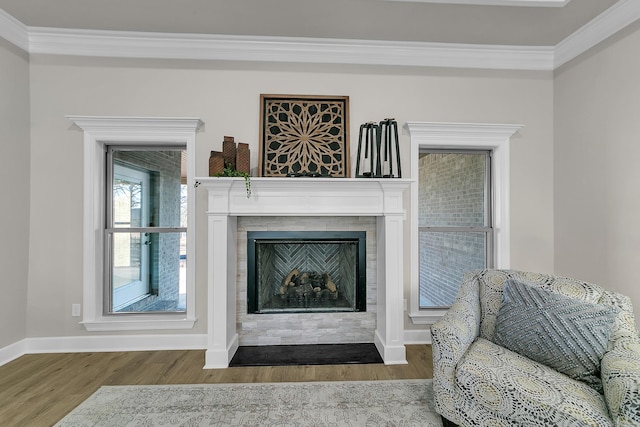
xmin=493 ymin=279 xmax=619 ymax=392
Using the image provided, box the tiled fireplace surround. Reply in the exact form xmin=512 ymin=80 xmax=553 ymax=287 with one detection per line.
xmin=199 ymin=177 xmax=411 ymax=368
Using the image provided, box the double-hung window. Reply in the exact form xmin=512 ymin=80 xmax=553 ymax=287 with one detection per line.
xmin=418 ymin=150 xmax=492 ymax=308
xmin=406 ymin=121 xmax=520 ymax=325
xmin=69 ymin=116 xmax=201 ymax=331
xmin=106 ymin=146 xmax=187 ymax=313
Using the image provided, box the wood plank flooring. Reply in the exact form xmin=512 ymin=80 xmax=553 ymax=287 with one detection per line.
xmin=0 ymin=344 xmax=432 ymax=427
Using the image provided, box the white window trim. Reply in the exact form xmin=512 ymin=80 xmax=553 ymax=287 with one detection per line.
xmin=405 ymin=122 xmax=522 ymax=325
xmin=68 ymin=116 xmax=203 ymax=331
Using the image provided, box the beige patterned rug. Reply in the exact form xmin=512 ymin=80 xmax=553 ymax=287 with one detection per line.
xmin=55 ymin=379 xmax=442 ymax=426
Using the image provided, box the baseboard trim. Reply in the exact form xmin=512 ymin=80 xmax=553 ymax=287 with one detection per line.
xmin=0 ymin=334 xmax=207 ymax=366
xmin=0 ymin=329 xmax=431 ymax=367
xmin=404 ymin=328 xmax=432 ymax=345
xmin=374 ymin=331 xmax=408 ymax=365
xmin=204 ymin=333 xmax=239 ymax=369
xmin=25 ymin=334 xmax=208 ymax=354
xmin=0 ymin=339 xmax=27 ymax=366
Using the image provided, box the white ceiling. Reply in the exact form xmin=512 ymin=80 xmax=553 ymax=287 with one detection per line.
xmin=0 ymin=0 xmax=619 ymax=45
xmin=0 ymin=0 xmax=638 ymax=70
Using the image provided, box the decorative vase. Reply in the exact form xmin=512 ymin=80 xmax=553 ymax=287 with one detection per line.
xmin=209 ymin=151 xmax=224 ymax=176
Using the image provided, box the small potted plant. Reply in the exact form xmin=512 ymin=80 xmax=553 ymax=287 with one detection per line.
xmin=215 ymin=162 xmax=251 ymax=197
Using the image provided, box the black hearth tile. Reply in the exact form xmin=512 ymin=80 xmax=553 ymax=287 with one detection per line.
xmin=229 ymin=343 xmax=383 ymax=367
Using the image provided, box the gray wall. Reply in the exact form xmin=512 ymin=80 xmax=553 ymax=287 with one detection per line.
xmin=555 ymin=21 xmax=640 ymax=328
xmin=18 ymin=54 xmax=554 ymax=340
xmin=5 ymin=5 xmax=640 ymax=350
xmin=0 ymin=38 xmax=30 ymax=349
xmin=2 ymin=20 xmax=639 ymax=347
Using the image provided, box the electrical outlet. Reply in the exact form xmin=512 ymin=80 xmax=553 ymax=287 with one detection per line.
xmin=71 ymin=304 xmax=81 ymax=317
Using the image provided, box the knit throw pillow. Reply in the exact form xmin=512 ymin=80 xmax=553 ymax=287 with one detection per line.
xmin=493 ymin=279 xmax=619 ymax=392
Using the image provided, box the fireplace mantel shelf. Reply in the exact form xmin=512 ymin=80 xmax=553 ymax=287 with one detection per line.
xmin=196 ymin=177 xmax=413 ymax=217
xmin=198 ymin=176 xmax=412 ymax=369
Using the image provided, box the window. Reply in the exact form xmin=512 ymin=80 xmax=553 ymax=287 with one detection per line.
xmin=406 ymin=122 xmax=521 ymax=325
xmin=418 ymin=150 xmax=492 ymax=308
xmin=69 ymin=116 xmax=202 ymax=331
xmin=107 ymin=147 xmax=187 ymax=313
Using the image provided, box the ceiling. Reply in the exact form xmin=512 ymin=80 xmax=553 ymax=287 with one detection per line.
xmin=0 ymin=0 xmax=620 ymax=46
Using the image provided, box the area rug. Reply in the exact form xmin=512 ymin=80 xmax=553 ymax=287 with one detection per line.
xmin=55 ymin=379 xmax=442 ymax=426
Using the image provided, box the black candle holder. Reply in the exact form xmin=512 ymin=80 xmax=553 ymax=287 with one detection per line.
xmin=355 ymin=119 xmax=401 ymax=178
xmin=379 ymin=118 xmax=401 ymax=178
xmin=355 ymin=122 xmax=381 ymax=178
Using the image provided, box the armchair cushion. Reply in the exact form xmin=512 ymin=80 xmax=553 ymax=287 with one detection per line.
xmin=493 ymin=279 xmax=619 ymax=392
xmin=456 ymin=338 xmax=613 ymax=426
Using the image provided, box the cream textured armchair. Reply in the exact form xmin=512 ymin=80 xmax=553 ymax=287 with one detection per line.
xmin=431 ymin=269 xmax=640 ymax=426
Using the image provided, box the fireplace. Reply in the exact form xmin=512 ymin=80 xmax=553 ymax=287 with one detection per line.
xmin=199 ymin=177 xmax=410 ymax=368
xmin=247 ymin=231 xmax=366 ymax=314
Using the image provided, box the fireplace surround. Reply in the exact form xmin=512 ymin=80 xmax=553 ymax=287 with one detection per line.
xmin=198 ymin=177 xmax=411 ymax=368
xmin=237 ymin=216 xmax=377 ymax=347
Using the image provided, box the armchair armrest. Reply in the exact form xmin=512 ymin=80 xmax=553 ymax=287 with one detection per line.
xmin=601 ymin=306 xmax=640 ymax=426
xmin=430 ymin=273 xmax=481 ymax=415
xmin=601 ymin=344 xmax=640 ymax=426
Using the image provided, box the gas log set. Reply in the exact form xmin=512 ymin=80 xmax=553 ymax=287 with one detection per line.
xmin=279 ymin=269 xmax=339 ymax=302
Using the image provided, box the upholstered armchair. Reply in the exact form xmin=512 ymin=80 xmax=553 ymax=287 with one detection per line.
xmin=431 ymin=269 xmax=640 ymax=426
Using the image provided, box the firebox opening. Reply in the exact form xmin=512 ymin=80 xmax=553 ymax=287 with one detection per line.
xmin=247 ymin=231 xmax=366 ymax=314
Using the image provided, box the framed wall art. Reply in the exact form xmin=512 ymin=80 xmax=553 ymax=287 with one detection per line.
xmin=259 ymin=94 xmax=350 ymax=177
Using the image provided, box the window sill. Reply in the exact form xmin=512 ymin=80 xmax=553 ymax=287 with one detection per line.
xmin=81 ymin=316 xmax=197 ymax=332
xmin=408 ymin=309 xmax=449 ymax=325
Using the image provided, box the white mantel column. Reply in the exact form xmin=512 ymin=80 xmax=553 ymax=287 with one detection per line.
xmin=204 ymin=185 xmax=239 ymax=369
xmin=374 ymin=181 xmax=409 ymax=365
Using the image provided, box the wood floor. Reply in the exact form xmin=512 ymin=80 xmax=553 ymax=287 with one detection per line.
xmin=0 ymin=344 xmax=433 ymax=427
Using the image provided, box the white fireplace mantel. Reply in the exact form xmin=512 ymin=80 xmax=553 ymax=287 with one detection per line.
xmin=197 ymin=177 xmax=412 ymax=368
xmin=198 ymin=177 xmax=411 ymax=216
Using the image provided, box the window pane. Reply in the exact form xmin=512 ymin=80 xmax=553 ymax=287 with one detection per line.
xmin=180 ymin=183 xmax=188 ymax=228
xmin=112 ymin=232 xmax=143 ymax=287
xmin=419 ymin=231 xmax=486 ymax=308
xmin=418 ymin=152 xmax=487 ymax=228
xmin=110 ymin=231 xmax=186 ymax=313
xmin=107 ymin=147 xmax=187 ymax=315
xmin=113 ymin=166 xmax=146 ymax=228
xmin=111 ymin=231 xmax=147 ymax=310
xmin=418 ymin=150 xmax=491 ymax=309
xmin=112 ymin=149 xmax=186 ymax=228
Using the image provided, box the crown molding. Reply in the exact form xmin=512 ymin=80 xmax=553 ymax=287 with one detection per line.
xmin=1 ymin=0 xmax=639 ymax=71
xmin=28 ymin=27 xmax=554 ymax=70
xmin=555 ymin=0 xmax=640 ymax=68
xmin=0 ymin=8 xmax=28 ymax=51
